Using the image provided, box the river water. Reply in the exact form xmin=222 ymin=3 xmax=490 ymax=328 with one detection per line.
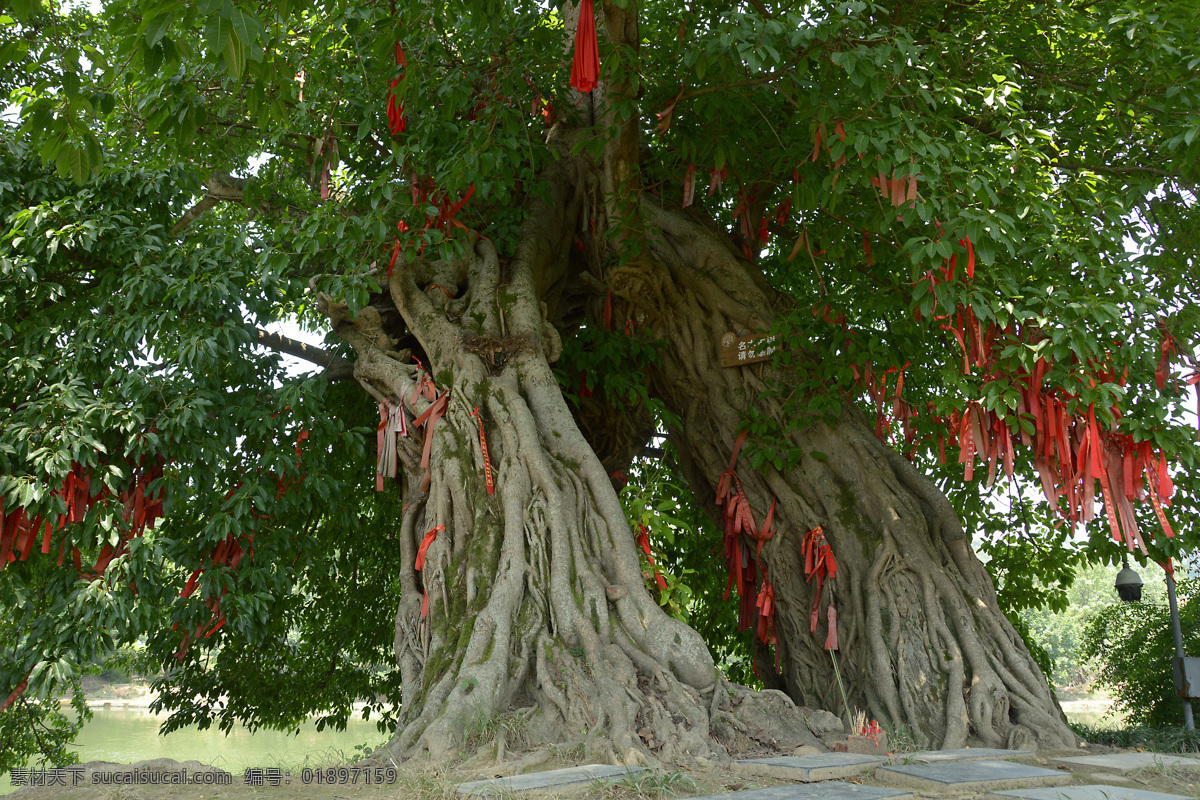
xmin=2 ymin=705 xmax=390 ymax=795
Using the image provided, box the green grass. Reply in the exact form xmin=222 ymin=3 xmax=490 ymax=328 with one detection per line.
xmin=1070 ymin=723 xmax=1200 ymax=753
xmin=592 ymin=770 xmax=697 ymax=800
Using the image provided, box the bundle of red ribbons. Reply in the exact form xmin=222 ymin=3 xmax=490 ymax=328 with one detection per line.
xmin=802 ymin=525 xmax=838 ymax=650
xmin=813 ymin=225 xmax=1186 ymax=555
xmin=714 ymin=431 xmax=779 ymax=647
xmin=1 ymin=459 xmax=164 ymax=574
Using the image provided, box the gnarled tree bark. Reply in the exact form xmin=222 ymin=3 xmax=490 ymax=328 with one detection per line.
xmin=319 ymin=154 xmax=829 ymax=765
xmin=630 ymin=199 xmax=1075 ymax=751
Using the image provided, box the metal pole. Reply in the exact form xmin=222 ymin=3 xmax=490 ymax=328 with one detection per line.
xmin=1165 ymin=568 xmax=1195 ymax=731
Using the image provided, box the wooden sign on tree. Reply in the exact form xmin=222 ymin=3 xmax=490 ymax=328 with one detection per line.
xmin=719 ymin=331 xmax=779 ymax=367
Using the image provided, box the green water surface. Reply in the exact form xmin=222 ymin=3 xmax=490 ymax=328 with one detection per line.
xmin=3 ymin=706 xmax=390 ymax=795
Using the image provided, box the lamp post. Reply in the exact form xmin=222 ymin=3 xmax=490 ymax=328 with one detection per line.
xmin=1114 ymin=556 xmax=1195 ymax=731
xmin=1114 ymin=557 xmax=1142 ymax=602
xmin=1163 ymin=566 xmax=1196 ymax=731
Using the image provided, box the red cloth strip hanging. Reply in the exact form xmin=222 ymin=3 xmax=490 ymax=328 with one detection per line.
xmin=824 ymin=603 xmax=838 ymax=650
xmin=959 ymin=235 xmax=974 ymax=280
xmin=569 ymin=0 xmax=600 ymax=92
xmin=755 ymin=568 xmax=777 ymax=645
xmin=415 ymin=524 xmax=444 ymax=572
xmin=748 ymin=496 xmax=776 ymax=559
xmin=636 ymin=523 xmax=668 ymax=591
xmin=387 ymin=42 xmax=407 ymax=134
xmin=412 ymin=391 xmax=450 ymax=493
xmin=415 ymin=524 xmax=444 ymax=618
xmin=715 ymin=430 xmax=748 ymax=505
xmin=471 ymin=406 xmax=495 ymax=495
xmin=802 ymin=526 xmax=837 ymax=634
xmin=682 ymin=164 xmax=696 ymax=208
xmin=1 ymin=670 xmax=31 ymax=713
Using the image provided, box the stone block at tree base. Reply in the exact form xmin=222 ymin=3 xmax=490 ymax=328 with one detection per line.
xmin=990 ymin=785 xmax=1194 ymax=800
xmin=906 ymin=748 xmax=1033 ymax=763
xmin=734 ymin=754 xmax=882 ymax=782
xmin=684 ymin=782 xmax=913 ymax=800
xmin=846 ymin=733 xmax=888 ymax=756
xmin=455 ymin=764 xmax=644 ymax=796
xmin=878 ymin=760 xmax=1070 ymax=791
xmin=1051 ymin=753 xmax=1200 ymax=772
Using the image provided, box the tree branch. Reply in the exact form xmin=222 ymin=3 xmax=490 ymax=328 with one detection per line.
xmin=1053 ymin=161 xmax=1189 ymax=183
xmin=172 ymin=174 xmax=248 ymax=235
xmin=254 ymin=328 xmax=354 ymax=372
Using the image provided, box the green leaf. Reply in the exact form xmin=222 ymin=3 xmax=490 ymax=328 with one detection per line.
xmin=230 ymin=7 xmax=264 ymax=50
xmin=144 ymin=8 xmax=175 ymax=49
xmin=11 ymin=0 xmax=36 ymax=20
xmin=54 ymin=143 xmax=90 ymax=186
xmin=223 ymin=34 xmax=246 ymax=79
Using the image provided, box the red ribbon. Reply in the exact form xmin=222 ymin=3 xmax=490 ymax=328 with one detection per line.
xmin=755 ymin=570 xmax=776 ymax=645
xmin=386 ymin=42 xmax=407 ymax=134
xmin=1 ymin=671 xmax=31 ymax=713
xmin=416 ymin=524 xmax=444 ymax=617
xmin=569 ymin=0 xmax=600 ymax=92
xmin=412 ymin=390 xmax=450 ymax=493
xmin=472 ymin=406 xmax=495 ymax=495
xmin=415 ymin=524 xmax=443 ymax=572
xmin=824 ymin=603 xmax=839 ymax=651
xmin=803 ymin=526 xmax=837 ymax=634
xmin=636 ymin=523 xmax=668 ymax=591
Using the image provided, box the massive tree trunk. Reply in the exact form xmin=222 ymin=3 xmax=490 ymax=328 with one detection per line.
xmin=321 ymin=152 xmax=1074 ymax=762
xmin=319 ymin=157 xmax=832 ymax=765
xmin=627 ymin=200 xmax=1076 ymax=751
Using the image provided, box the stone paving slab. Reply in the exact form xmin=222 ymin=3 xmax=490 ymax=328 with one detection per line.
xmin=906 ymin=748 xmax=1034 ymax=763
xmin=1051 ymin=753 xmax=1200 ymax=772
xmin=878 ymin=760 xmax=1070 ymax=792
xmin=990 ymin=785 xmax=1194 ymax=800
xmin=734 ymin=754 xmax=882 ymax=782
xmin=456 ymin=764 xmax=644 ymax=796
xmin=683 ymin=782 xmax=913 ymax=800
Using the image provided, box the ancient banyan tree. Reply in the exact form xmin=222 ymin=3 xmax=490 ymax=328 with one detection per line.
xmin=3 ymin=0 xmax=1198 ymax=770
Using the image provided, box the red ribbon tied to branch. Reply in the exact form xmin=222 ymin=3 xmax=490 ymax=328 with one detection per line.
xmin=387 ymin=42 xmax=407 ymax=135
xmin=471 ymin=406 xmax=495 ymax=495
xmin=569 ymin=0 xmax=600 ymax=92
xmin=1 ymin=670 xmax=31 ymax=713
xmin=412 ymin=390 xmax=450 ymax=494
xmin=802 ymin=526 xmax=837 ymax=634
xmin=376 ymin=399 xmax=407 ymax=491
xmin=755 ymin=569 xmax=777 ymax=645
xmin=636 ymin=523 xmax=669 ymax=591
xmin=416 ymin=524 xmax=445 ymax=616
xmin=682 ymin=164 xmax=696 ymax=208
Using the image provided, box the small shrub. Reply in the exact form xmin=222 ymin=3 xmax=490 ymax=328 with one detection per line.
xmin=1079 ymin=579 xmax=1200 ymax=728
xmin=1070 ymin=723 xmax=1200 ymax=754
